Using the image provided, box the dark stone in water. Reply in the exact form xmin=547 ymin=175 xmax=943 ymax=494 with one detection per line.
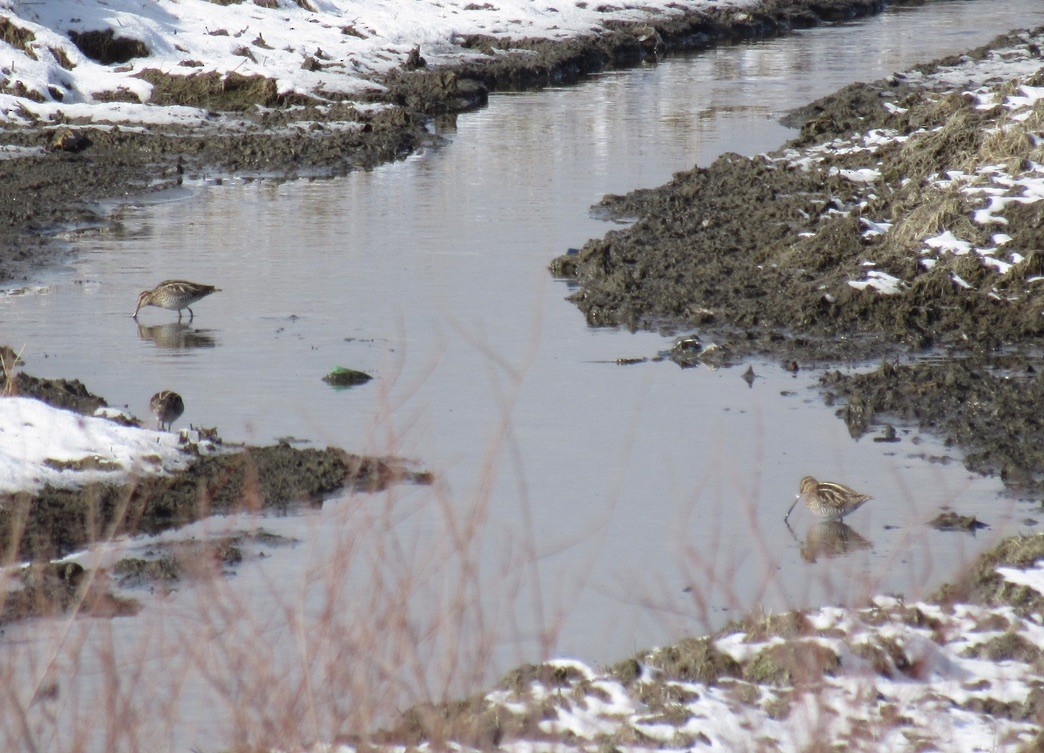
xmin=322 ymin=367 xmax=373 ymax=388
xmin=930 ymin=511 xmax=987 ymax=532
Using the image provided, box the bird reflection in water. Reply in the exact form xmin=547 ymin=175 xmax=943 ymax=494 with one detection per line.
xmin=136 ymin=322 xmax=217 ymax=350
xmin=787 ymin=520 xmax=872 ymax=563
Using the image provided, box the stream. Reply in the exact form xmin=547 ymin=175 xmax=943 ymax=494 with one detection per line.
xmin=1 ymin=1 xmax=1042 ymax=749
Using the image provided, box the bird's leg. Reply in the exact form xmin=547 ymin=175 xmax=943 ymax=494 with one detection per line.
xmin=177 ymin=309 xmax=183 ymax=322
xmin=187 ymin=307 xmax=194 ymax=322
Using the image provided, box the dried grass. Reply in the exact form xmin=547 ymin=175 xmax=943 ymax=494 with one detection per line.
xmin=0 ymin=345 xmax=24 ymax=397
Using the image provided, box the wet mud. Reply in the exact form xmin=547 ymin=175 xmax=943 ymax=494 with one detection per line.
xmin=1 ymin=442 xmax=427 ymax=562
xmin=1 ymin=358 xmax=431 ymax=564
xmin=2 ymin=561 xmax=142 ymax=624
xmin=551 ymin=49 xmax=1044 ymax=356
xmin=112 ymin=529 xmax=297 ymax=589
xmin=0 ymin=0 xmax=886 ymax=283
xmin=821 ymin=357 xmax=1044 ymax=496
xmin=550 ymin=27 xmax=1044 ymax=502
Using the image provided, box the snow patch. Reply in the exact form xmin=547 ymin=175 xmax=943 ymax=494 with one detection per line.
xmin=0 ymin=396 xmax=191 ymax=493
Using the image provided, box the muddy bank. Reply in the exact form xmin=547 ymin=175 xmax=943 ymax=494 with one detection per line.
xmin=0 ymin=0 xmax=887 ymax=284
xmin=0 ymin=105 xmax=426 ymax=282
xmin=550 ymin=27 xmax=1044 ymax=500
xmin=821 ymin=356 xmax=1044 ymax=495
xmin=0 ymin=443 xmax=423 ymax=562
xmin=1 ymin=359 xmax=430 ymax=561
xmin=551 ymin=27 xmax=1044 ymax=357
xmin=370 ymin=531 xmax=1044 ymax=750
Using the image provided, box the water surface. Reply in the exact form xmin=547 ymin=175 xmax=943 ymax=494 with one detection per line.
xmin=1 ymin=1 xmax=1041 ymax=748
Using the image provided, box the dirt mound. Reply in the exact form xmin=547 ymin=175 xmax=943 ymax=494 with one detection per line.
xmin=551 ymin=33 xmax=1044 ymax=358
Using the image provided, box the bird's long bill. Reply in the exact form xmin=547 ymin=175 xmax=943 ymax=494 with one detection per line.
xmin=133 ymin=292 xmax=145 ymax=318
xmin=784 ymin=495 xmax=800 ymax=521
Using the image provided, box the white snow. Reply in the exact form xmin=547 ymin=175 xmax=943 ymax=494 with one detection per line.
xmin=925 ymin=230 xmax=972 ymax=255
xmin=860 ymin=217 xmax=892 ymax=236
xmin=0 ymin=396 xmax=192 ymax=493
xmin=476 ymin=583 xmax=1044 ymax=753
xmin=997 ymin=561 xmax=1044 ymax=597
xmin=830 ymin=166 xmax=880 ymax=183
xmin=0 ymin=0 xmax=754 ymax=126
xmin=847 ymin=269 xmax=906 ymax=295
xmin=768 ymin=29 xmax=1044 ymax=301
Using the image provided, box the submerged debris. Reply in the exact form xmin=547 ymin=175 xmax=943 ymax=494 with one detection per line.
xmin=930 ymin=511 xmax=989 ymax=532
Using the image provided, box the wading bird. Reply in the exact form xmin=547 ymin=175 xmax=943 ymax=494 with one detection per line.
xmin=150 ymin=390 xmax=185 ymax=431
xmin=134 ymin=280 xmax=220 ymax=322
xmin=785 ymin=476 xmax=873 ymax=522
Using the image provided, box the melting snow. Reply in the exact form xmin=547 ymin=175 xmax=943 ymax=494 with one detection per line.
xmin=771 ymin=29 xmax=1044 ymax=300
xmin=0 ymin=0 xmax=754 ymax=126
xmin=925 ymin=230 xmax=972 ymax=255
xmin=473 ymin=585 xmax=1044 ymax=753
xmin=847 ymin=269 xmax=906 ymax=295
xmin=997 ymin=562 xmax=1044 ymax=596
xmin=0 ymin=396 xmax=191 ymax=493
xmin=830 ymin=166 xmax=880 ymax=183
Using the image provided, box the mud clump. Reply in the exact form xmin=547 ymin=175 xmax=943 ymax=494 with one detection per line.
xmin=929 ymin=511 xmax=988 ymax=532
xmin=2 ymin=355 xmax=109 ymax=415
xmin=112 ymin=529 xmax=293 ymax=588
xmin=1 ymin=562 xmax=141 ymax=624
xmin=615 ymin=637 xmax=742 ymax=685
xmin=69 ymin=29 xmax=149 ymax=65
xmin=931 ymin=533 xmax=1044 ymax=618
xmin=385 ymin=69 xmax=488 ymax=114
xmin=820 ymin=357 xmax=1044 ymax=495
xmin=137 ymin=69 xmax=284 ymax=110
xmin=0 ymin=444 xmax=427 ymax=561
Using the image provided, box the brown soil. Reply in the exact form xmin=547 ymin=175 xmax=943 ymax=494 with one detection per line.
xmin=550 ymin=46 xmax=1044 ymax=358
xmin=548 ymin=26 xmax=1044 ymax=503
xmin=1 ymin=358 xmax=431 ymax=562
xmin=0 ymin=0 xmax=885 ymax=283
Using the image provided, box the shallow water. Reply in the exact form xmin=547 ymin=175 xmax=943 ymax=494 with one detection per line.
xmin=2 ymin=0 xmax=1043 ymax=748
